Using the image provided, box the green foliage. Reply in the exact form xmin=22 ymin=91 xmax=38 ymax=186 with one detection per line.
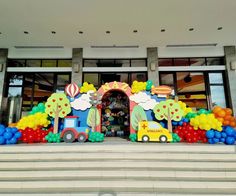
xmin=29 ymin=103 xmax=45 ymax=115
xmin=88 ymin=132 xmax=104 ymax=142
xmin=171 ymin=133 xmax=181 ymax=143
xmin=45 ymin=132 xmax=61 ymax=143
xmin=153 ymin=100 xmax=183 ymax=122
xmin=129 ymin=133 xmax=137 ymax=142
xmin=131 ymin=105 xmax=147 ymax=130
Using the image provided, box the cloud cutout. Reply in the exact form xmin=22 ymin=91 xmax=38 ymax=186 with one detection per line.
xmin=70 ymin=90 xmax=94 ymax=111
xmin=130 ymin=92 xmax=158 ymax=110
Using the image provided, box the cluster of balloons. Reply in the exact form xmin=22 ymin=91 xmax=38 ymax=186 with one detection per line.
xmin=17 ymin=113 xmax=51 ymax=130
xmin=178 ymin=101 xmax=193 ymax=116
xmin=190 ymin=114 xmax=222 ymax=131
xmin=131 ymin=81 xmax=147 ymax=93
xmin=129 ymin=133 xmax=137 ymax=142
xmin=45 ymin=132 xmax=61 ymax=143
xmin=88 ymin=132 xmax=104 ymax=142
xmin=29 ymin=103 xmax=45 ymax=115
xmin=213 ymin=106 xmax=236 ymax=127
xmin=172 ymin=118 xmax=189 ymax=126
xmin=174 ymin=123 xmax=208 ymax=143
xmin=19 ymin=127 xmax=52 ymax=143
xmin=206 ymin=126 xmax=236 ymax=145
xmin=171 ymin=133 xmax=181 ymax=143
xmin=146 ymin=80 xmax=153 ymax=91
xmin=80 ymin=82 xmax=96 ymax=93
xmin=0 ymin=125 xmax=22 ymax=145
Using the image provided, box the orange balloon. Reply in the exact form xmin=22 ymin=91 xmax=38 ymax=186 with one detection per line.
xmin=230 ymin=116 xmax=235 ymax=121
xmin=230 ymin=121 xmax=236 ymax=127
xmin=224 ymin=108 xmax=232 ymax=115
xmin=224 ymin=115 xmax=232 ymax=121
xmin=213 ymin=106 xmax=222 ymax=114
xmin=217 ymin=110 xmax=226 ymax=118
xmin=217 ymin=117 xmax=224 ymax=123
xmin=223 ymin=120 xmax=230 ymax=126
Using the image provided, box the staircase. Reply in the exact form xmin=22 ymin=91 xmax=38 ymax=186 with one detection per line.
xmin=0 ymin=138 xmax=236 ymax=195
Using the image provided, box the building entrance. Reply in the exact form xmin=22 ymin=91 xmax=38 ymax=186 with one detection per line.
xmin=101 ymin=90 xmax=129 ymax=138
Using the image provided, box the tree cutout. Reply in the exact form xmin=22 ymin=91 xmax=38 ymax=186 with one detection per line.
xmin=45 ymin=93 xmax=71 ymax=134
xmin=153 ymin=99 xmax=183 ymax=132
xmin=87 ymin=107 xmax=100 ymax=132
xmin=131 ymin=105 xmax=147 ymax=130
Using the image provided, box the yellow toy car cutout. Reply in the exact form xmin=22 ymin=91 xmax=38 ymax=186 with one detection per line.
xmin=137 ymin=121 xmax=173 ymax=142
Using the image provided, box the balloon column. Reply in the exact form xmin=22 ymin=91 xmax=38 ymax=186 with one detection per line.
xmin=0 ymin=125 xmax=22 ymax=145
xmin=206 ymin=126 xmax=236 ymax=145
xmin=213 ymin=106 xmax=236 ymax=127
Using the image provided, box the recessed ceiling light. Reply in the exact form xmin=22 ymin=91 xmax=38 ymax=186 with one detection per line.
xmin=189 ymin=28 xmax=194 ymax=31
xmin=24 ymin=31 xmax=29 ymax=34
xmin=79 ymin=31 xmax=83 ymax=34
xmin=217 ymin=27 xmax=223 ymax=30
xmin=0 ymin=32 xmax=2 ymax=34
xmin=106 ymin=31 xmax=110 ymax=34
xmin=51 ymin=31 xmax=56 ymax=34
xmin=133 ymin=30 xmax=138 ymax=33
xmin=161 ymin=29 xmax=166 ymax=32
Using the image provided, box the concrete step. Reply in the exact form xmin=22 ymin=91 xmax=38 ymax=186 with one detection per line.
xmin=0 ymin=143 xmax=235 ymax=153
xmin=0 ymin=160 xmax=235 ymax=171
xmin=1 ymin=152 xmax=236 ymax=162
xmin=0 ymin=180 xmax=235 ymax=194
xmin=0 ymin=170 xmax=235 ymax=182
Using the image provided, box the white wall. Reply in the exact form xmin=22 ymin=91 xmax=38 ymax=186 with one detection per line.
xmin=8 ymin=47 xmax=72 ymax=59
xmin=158 ymin=46 xmax=224 ymax=58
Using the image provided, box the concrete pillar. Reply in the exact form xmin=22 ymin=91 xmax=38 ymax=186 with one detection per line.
xmin=72 ymin=48 xmax=83 ymax=84
xmin=147 ymin=47 xmax=159 ymax=86
xmin=224 ymin=46 xmax=236 ymax=113
xmin=0 ymin=49 xmax=8 ymax=123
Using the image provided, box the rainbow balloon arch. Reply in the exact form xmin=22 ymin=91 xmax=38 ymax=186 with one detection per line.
xmin=1 ymin=80 xmax=236 ymax=145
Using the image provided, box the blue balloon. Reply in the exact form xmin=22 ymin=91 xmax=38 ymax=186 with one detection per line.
xmin=0 ymin=136 xmax=5 ymax=145
xmin=206 ymin=130 xmax=215 ymax=139
xmin=11 ymin=127 xmax=18 ymax=133
xmin=3 ymin=132 xmax=12 ymax=139
xmin=179 ymin=121 xmax=183 ymax=126
xmin=225 ymin=137 xmax=235 ymax=145
xmin=220 ymin=138 xmax=225 ymax=143
xmin=0 ymin=125 xmax=5 ymax=136
xmin=214 ymin=131 xmax=221 ymax=139
xmin=5 ymin=127 xmax=12 ymax=132
xmin=183 ymin=118 xmax=189 ymax=123
xmin=172 ymin=121 xmax=178 ymax=126
xmin=208 ymin=139 xmax=215 ymax=144
xmin=221 ymin=132 xmax=227 ymax=138
xmin=9 ymin=137 xmax=17 ymax=144
xmin=225 ymin=126 xmax=235 ymax=136
xmin=213 ymin=138 xmax=220 ymax=143
xmin=14 ymin=132 xmax=22 ymax=139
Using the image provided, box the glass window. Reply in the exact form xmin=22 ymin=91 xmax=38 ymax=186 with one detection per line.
xmin=174 ymin=58 xmax=189 ymax=66
xmin=209 ymin=73 xmax=223 ymax=84
xmin=7 ymin=59 xmax=26 ymax=67
xmin=189 ymin=58 xmax=205 ymax=66
xmin=58 ymin=59 xmax=72 ymax=67
xmin=210 ymin=86 xmax=226 ymax=107
xmin=131 ymin=73 xmax=147 ymax=82
xmin=57 ymin=74 xmax=70 ymax=86
xmin=97 ymin=59 xmax=115 ymax=67
xmin=160 ymin=73 xmax=175 ymax=95
xmin=207 ymin=57 xmax=224 ymax=65
xmin=83 ymin=60 xmax=98 ymax=67
xmin=131 ymin=59 xmax=146 ymax=67
xmin=115 ymin=59 xmax=130 ymax=67
xmin=42 ymin=60 xmax=57 ymax=67
xmin=117 ymin=73 xmax=129 ymax=83
xmin=9 ymin=75 xmax=23 ymax=85
xmin=158 ymin=58 xmax=173 ymax=66
xmin=8 ymin=87 xmax=22 ymax=97
xmin=83 ymin=73 xmax=99 ymax=87
xmin=26 ymin=60 xmax=41 ymax=67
